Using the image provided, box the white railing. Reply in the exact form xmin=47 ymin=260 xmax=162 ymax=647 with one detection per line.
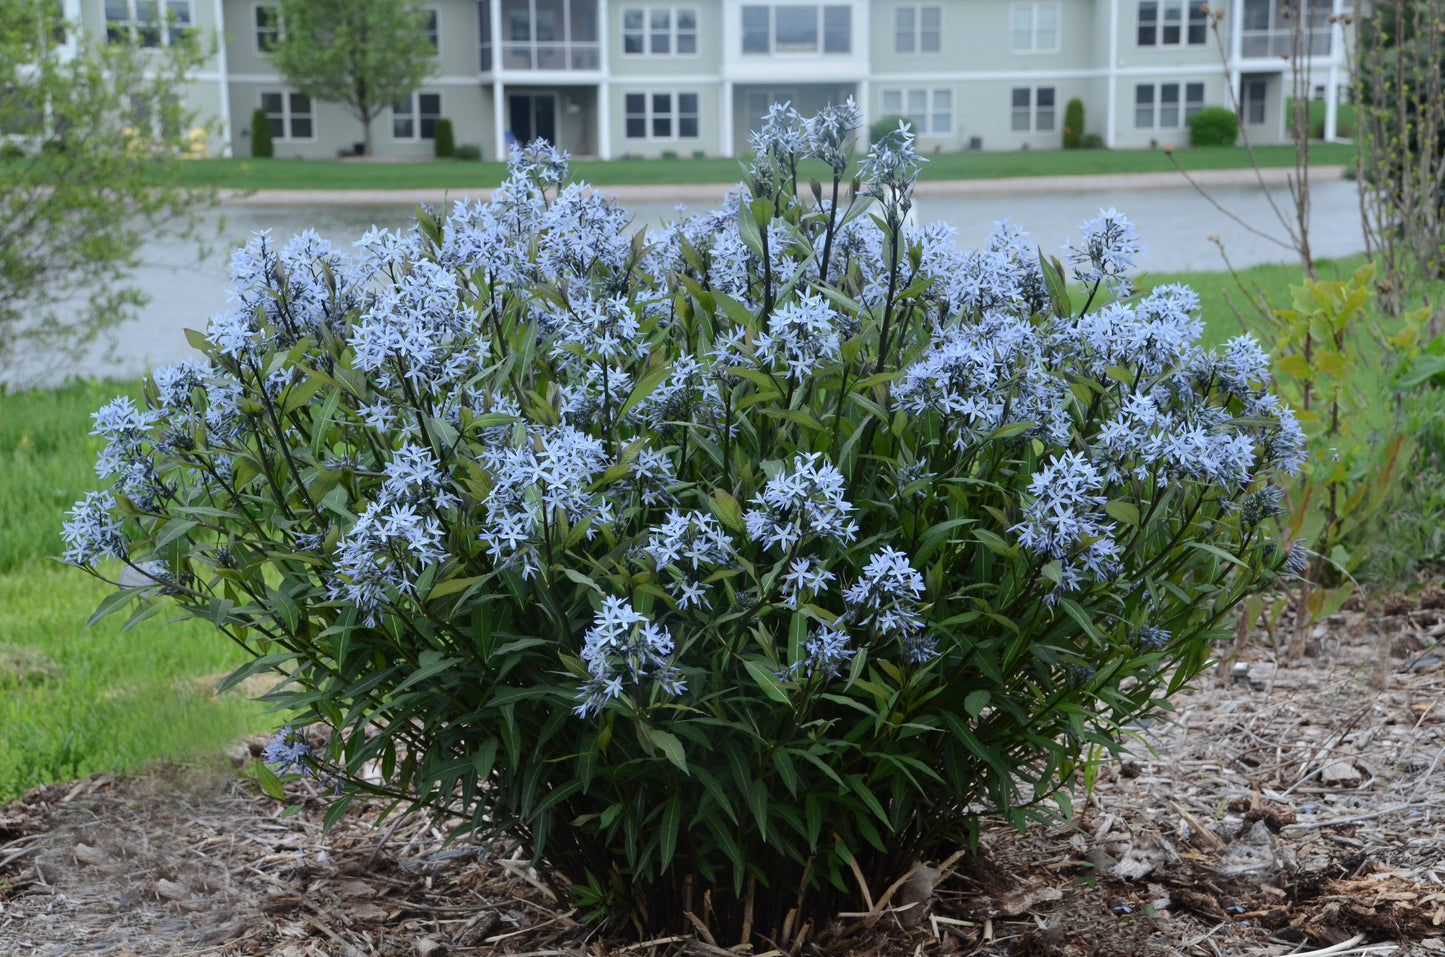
xmin=1239 ymin=28 xmax=1332 ymax=59
xmin=481 ymin=41 xmax=601 ymax=71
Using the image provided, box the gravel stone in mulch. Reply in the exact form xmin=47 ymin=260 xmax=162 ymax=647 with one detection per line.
xmin=2 ymin=590 xmax=1444 ymax=956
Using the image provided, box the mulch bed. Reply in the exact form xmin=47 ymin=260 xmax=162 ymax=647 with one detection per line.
xmin=3 ymin=589 xmax=1445 ymax=957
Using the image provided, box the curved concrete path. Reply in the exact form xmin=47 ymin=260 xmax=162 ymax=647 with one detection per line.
xmin=217 ymin=165 xmax=1349 ymax=208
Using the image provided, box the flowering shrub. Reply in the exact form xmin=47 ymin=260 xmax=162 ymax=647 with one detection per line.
xmin=65 ymin=104 xmax=1304 ymax=940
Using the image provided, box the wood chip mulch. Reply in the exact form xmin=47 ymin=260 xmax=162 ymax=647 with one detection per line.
xmin=2 ymin=587 xmax=1445 ymax=957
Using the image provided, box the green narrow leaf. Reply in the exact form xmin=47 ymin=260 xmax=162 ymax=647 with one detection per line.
xmin=1104 ymin=500 xmax=1141 ymax=526
xmin=648 ymin=727 xmax=689 ymax=774
xmin=744 ymin=658 xmax=791 ymax=704
xmin=659 ymin=796 xmax=681 ymax=870
xmin=254 ymin=761 xmax=286 ymax=801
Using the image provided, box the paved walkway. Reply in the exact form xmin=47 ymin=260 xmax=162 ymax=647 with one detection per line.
xmin=217 ymin=165 xmax=1349 ymax=208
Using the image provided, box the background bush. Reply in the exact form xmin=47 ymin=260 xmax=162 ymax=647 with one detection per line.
xmin=1189 ymin=106 xmax=1240 ymax=147
xmin=67 ymin=106 xmax=1302 ymax=944
xmin=1063 ymin=98 xmax=1085 ymax=149
xmin=433 ymin=118 xmax=454 ymax=158
xmin=869 ymin=113 xmax=913 ymax=145
xmin=249 ymin=107 xmax=273 ymax=158
xmin=453 ymin=143 xmax=481 ymax=161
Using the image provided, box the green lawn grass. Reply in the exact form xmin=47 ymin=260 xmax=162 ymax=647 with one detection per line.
xmin=170 ymin=142 xmax=1359 ymax=192
xmin=0 ymin=380 xmax=268 ymax=801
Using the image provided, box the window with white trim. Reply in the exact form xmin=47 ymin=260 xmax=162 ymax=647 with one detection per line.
xmin=624 ymin=91 xmax=700 ymax=140
xmin=1133 ymin=82 xmax=1204 ymax=127
xmin=105 ymin=0 xmax=193 ymax=46
xmin=740 ymin=5 xmax=850 ymax=55
xmin=622 ymin=7 xmax=698 ymax=55
xmin=260 ymin=91 xmax=313 ymax=140
xmin=1010 ymin=3 xmax=1058 ymax=54
xmin=393 ymin=92 xmax=442 ymax=140
xmin=1137 ymin=0 xmax=1207 ymax=46
xmin=1010 ymin=86 xmax=1055 ymax=132
xmin=881 ymin=88 xmax=952 ymax=136
xmin=255 ymin=4 xmax=280 ymax=52
xmin=894 ymin=5 xmax=940 ymax=54
xmin=425 ymin=8 xmax=439 ymax=53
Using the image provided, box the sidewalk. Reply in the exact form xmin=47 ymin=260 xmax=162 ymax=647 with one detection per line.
xmin=217 ymin=165 xmax=1349 ymax=208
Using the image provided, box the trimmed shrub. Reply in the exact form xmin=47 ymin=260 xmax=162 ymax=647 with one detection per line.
xmin=869 ymin=113 xmax=913 ymax=145
xmin=1189 ymin=106 xmax=1240 ymax=147
xmin=65 ymin=111 xmax=1302 ymax=944
xmin=1082 ymin=132 xmax=1105 ymax=149
xmin=433 ymin=118 xmax=455 ymax=158
xmin=250 ymin=107 xmax=273 ymax=158
xmin=1063 ymin=98 xmax=1085 ymax=149
xmin=454 ymin=143 xmax=482 ymax=161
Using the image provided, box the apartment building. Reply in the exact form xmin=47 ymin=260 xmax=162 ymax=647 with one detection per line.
xmin=58 ymin=0 xmax=1353 ymax=159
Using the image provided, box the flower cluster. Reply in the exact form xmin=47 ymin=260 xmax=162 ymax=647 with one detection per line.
xmin=1065 ymin=206 xmax=1143 ymax=298
xmin=744 ymin=453 xmax=859 ymax=551
xmin=842 ymin=547 xmax=932 ymax=661
xmin=575 ymin=596 xmax=685 ymax=717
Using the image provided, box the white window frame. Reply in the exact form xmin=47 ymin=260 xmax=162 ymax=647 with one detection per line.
xmin=254 ymin=2 xmax=281 ymax=54
xmin=893 ymin=4 xmax=941 ymax=55
xmin=1133 ymin=81 xmax=1205 ymax=128
xmin=623 ymin=89 xmax=701 ymax=142
xmin=621 ymin=6 xmax=699 ymax=57
xmin=1009 ymin=85 xmax=1056 ymax=133
xmin=259 ymin=90 xmax=315 ymax=142
xmin=739 ymin=4 xmax=851 ymax=56
xmin=105 ymin=0 xmax=194 ymax=47
xmin=425 ymin=7 xmax=440 ymax=54
xmin=1136 ymin=0 xmax=1208 ymax=47
xmin=392 ymin=91 xmax=443 ymax=141
xmin=880 ymin=87 xmax=952 ymax=136
xmin=1009 ymin=3 xmax=1059 ymax=54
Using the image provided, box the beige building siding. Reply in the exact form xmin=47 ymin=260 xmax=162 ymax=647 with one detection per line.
xmin=609 ymin=82 xmax=724 ymax=158
xmin=75 ymin=0 xmax=1350 ymax=159
xmin=608 ymin=1 xmax=726 ymax=76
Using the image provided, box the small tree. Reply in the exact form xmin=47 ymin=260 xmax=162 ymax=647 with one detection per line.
xmin=250 ymin=107 xmax=274 ymax=158
xmin=1352 ymin=0 xmax=1445 ymax=319
xmin=270 ymin=0 xmax=435 ymax=157
xmin=1062 ymin=98 xmax=1085 ymax=148
xmin=0 ymin=0 xmax=215 ymax=383
xmin=433 ymin=117 xmax=454 ymax=158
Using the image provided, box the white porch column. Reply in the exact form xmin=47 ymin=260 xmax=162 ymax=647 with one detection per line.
xmin=1324 ymin=65 xmax=1339 ymax=141
xmin=1324 ymin=0 xmax=1343 ymax=141
xmin=491 ymin=0 xmax=506 ymax=158
xmin=597 ymin=0 xmax=611 ymax=157
xmin=211 ymin=0 xmax=233 ymax=156
xmin=1228 ymin=0 xmax=1245 ymax=110
xmin=856 ymin=78 xmax=869 ymax=149
xmin=1106 ymin=0 xmax=1119 ymax=148
xmin=722 ymin=80 xmax=734 ymax=157
xmin=598 ymin=81 xmax=612 ymax=158
xmin=495 ymin=82 xmax=507 ymax=158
